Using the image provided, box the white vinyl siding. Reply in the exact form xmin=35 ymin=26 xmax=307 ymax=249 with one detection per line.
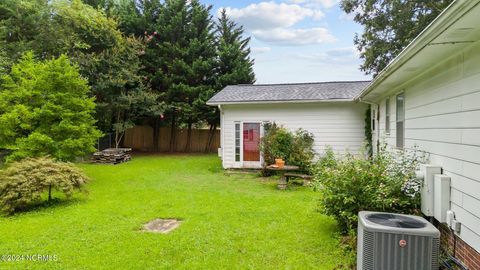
xmin=373 ymin=39 xmax=480 ymax=253
xmin=220 ymin=102 xmax=368 ymax=169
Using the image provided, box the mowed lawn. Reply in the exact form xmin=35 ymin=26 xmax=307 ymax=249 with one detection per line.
xmin=0 ymin=155 xmax=348 ymax=269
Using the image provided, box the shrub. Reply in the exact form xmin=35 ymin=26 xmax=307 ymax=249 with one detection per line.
xmin=313 ymin=146 xmax=427 ymax=233
xmin=0 ymin=157 xmax=89 ymax=214
xmin=260 ymin=122 xmax=315 ymax=172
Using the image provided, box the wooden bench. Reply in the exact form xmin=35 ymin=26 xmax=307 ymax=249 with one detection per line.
xmin=284 ymin=173 xmax=313 ymax=186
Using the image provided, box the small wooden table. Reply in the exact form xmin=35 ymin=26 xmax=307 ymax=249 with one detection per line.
xmin=266 ymin=165 xmax=300 ymax=190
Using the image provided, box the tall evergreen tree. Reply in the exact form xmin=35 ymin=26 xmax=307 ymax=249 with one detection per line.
xmin=182 ymin=0 xmax=216 ymax=152
xmin=143 ymin=0 xmax=189 ymax=151
xmin=215 ymin=9 xmax=255 ymax=89
xmin=145 ymin=0 xmax=216 ymax=152
xmin=196 ymin=8 xmax=255 ymax=151
xmin=341 ymin=0 xmax=453 ymax=76
xmin=90 ymin=0 xmax=163 ymax=37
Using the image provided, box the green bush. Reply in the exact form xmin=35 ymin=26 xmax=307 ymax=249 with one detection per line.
xmin=313 ymin=146 xmax=427 ymax=233
xmin=260 ymin=122 xmax=315 ymax=172
xmin=0 ymin=157 xmax=89 ymax=214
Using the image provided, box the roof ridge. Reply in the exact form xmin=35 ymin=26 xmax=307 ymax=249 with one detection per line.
xmin=236 ymin=80 xmax=371 ymax=87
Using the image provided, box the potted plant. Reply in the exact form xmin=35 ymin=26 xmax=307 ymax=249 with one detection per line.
xmin=275 ymin=158 xmax=285 ymax=168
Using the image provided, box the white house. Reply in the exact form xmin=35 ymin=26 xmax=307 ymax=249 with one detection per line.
xmin=207 ymin=81 xmax=369 ymax=169
xmin=358 ymin=0 xmax=480 ymax=267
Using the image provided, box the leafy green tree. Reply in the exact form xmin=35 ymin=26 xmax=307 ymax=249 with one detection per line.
xmin=83 ymin=36 xmax=165 ymax=147
xmin=340 ymin=0 xmax=453 ymax=76
xmin=0 ymin=52 xmax=102 ymax=161
xmin=0 ymin=0 xmax=161 ymax=135
xmin=0 ymin=0 xmax=122 ymax=64
xmin=0 ymin=49 xmax=9 ymax=77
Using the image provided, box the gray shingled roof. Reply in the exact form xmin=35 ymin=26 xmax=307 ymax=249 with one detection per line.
xmin=207 ymin=81 xmax=370 ymax=105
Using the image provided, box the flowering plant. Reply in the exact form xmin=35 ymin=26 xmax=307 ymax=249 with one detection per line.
xmin=313 ymin=145 xmax=428 ymax=233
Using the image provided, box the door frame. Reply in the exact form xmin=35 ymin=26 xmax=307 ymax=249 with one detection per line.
xmin=233 ymin=121 xmax=264 ymax=168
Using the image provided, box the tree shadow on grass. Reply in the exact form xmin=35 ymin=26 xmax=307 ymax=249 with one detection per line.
xmin=3 ymin=196 xmax=88 ymax=217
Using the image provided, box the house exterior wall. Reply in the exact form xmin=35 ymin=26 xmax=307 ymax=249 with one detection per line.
xmin=220 ymin=102 xmax=368 ymax=169
xmin=371 ymin=40 xmax=480 ymax=255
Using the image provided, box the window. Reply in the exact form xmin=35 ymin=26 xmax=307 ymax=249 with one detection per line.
xmin=235 ymin=123 xmax=240 ymax=162
xmin=396 ymin=93 xmax=405 ymax=148
xmin=371 ymin=109 xmax=376 ymax=131
xmin=385 ymin=97 xmax=391 ymax=134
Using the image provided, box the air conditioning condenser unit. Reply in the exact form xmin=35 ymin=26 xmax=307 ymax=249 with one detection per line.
xmin=357 ymin=211 xmax=440 ymax=270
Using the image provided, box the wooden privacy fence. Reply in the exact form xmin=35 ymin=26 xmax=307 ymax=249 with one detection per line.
xmin=123 ymin=126 xmax=220 ymax=152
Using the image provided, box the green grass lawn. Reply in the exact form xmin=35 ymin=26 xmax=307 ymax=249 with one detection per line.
xmin=0 ymin=155 xmax=348 ymax=269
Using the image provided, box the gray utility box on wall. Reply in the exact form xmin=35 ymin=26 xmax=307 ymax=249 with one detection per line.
xmin=357 ymin=211 xmax=440 ymax=270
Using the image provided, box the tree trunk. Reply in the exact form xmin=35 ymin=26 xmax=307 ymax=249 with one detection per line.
xmin=204 ymin=124 xmax=213 ymax=153
xmin=169 ymin=114 xmax=176 ymax=152
xmin=48 ymin=185 xmax=52 ymax=202
xmin=205 ymin=123 xmax=217 ymax=153
xmin=115 ymin=111 xmax=122 ymax=149
xmin=184 ymin=118 xmax=193 ymax=152
xmin=153 ymin=118 xmax=160 ymax=152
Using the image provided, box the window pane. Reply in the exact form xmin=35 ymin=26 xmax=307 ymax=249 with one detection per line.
xmin=396 ymin=94 xmax=405 ymax=121
xmin=385 ymin=98 xmax=390 ymax=133
xmin=235 ymin=123 xmax=240 ymax=162
xmin=396 ymin=121 xmax=404 ymax=148
xmin=371 ymin=109 xmax=376 ymax=131
xmin=396 ymin=93 xmax=405 ymax=148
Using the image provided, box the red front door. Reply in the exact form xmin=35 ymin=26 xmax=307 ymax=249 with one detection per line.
xmin=243 ymin=123 xmax=261 ymax=162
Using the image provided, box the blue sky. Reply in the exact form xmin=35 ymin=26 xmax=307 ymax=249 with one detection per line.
xmin=201 ymin=0 xmax=371 ymax=84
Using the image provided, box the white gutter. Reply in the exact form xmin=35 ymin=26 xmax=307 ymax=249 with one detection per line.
xmin=207 ymin=98 xmax=356 ymax=106
xmin=356 ymin=0 xmax=479 ymax=101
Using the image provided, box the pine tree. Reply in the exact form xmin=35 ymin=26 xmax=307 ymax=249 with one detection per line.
xmin=182 ymin=0 xmax=216 ymax=152
xmin=145 ymin=0 xmax=190 ymax=151
xmin=197 ymin=8 xmax=255 ymax=151
xmin=215 ymin=8 xmax=255 ymax=88
xmin=146 ymin=0 xmax=216 ymax=152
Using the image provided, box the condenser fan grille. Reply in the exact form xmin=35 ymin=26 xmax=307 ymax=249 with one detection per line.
xmin=366 ymin=213 xmax=427 ymax=228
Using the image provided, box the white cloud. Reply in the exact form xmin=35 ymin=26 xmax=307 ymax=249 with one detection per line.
xmin=287 ymin=0 xmax=340 ymax=8
xmin=221 ymin=2 xmax=324 ymax=31
xmin=297 ymin=47 xmax=360 ymax=64
xmin=253 ymin=28 xmax=336 ymax=46
xmin=251 ymin=47 xmax=272 ymax=54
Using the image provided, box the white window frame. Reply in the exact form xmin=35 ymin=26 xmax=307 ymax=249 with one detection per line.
xmin=234 ymin=122 xmax=241 ymax=163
